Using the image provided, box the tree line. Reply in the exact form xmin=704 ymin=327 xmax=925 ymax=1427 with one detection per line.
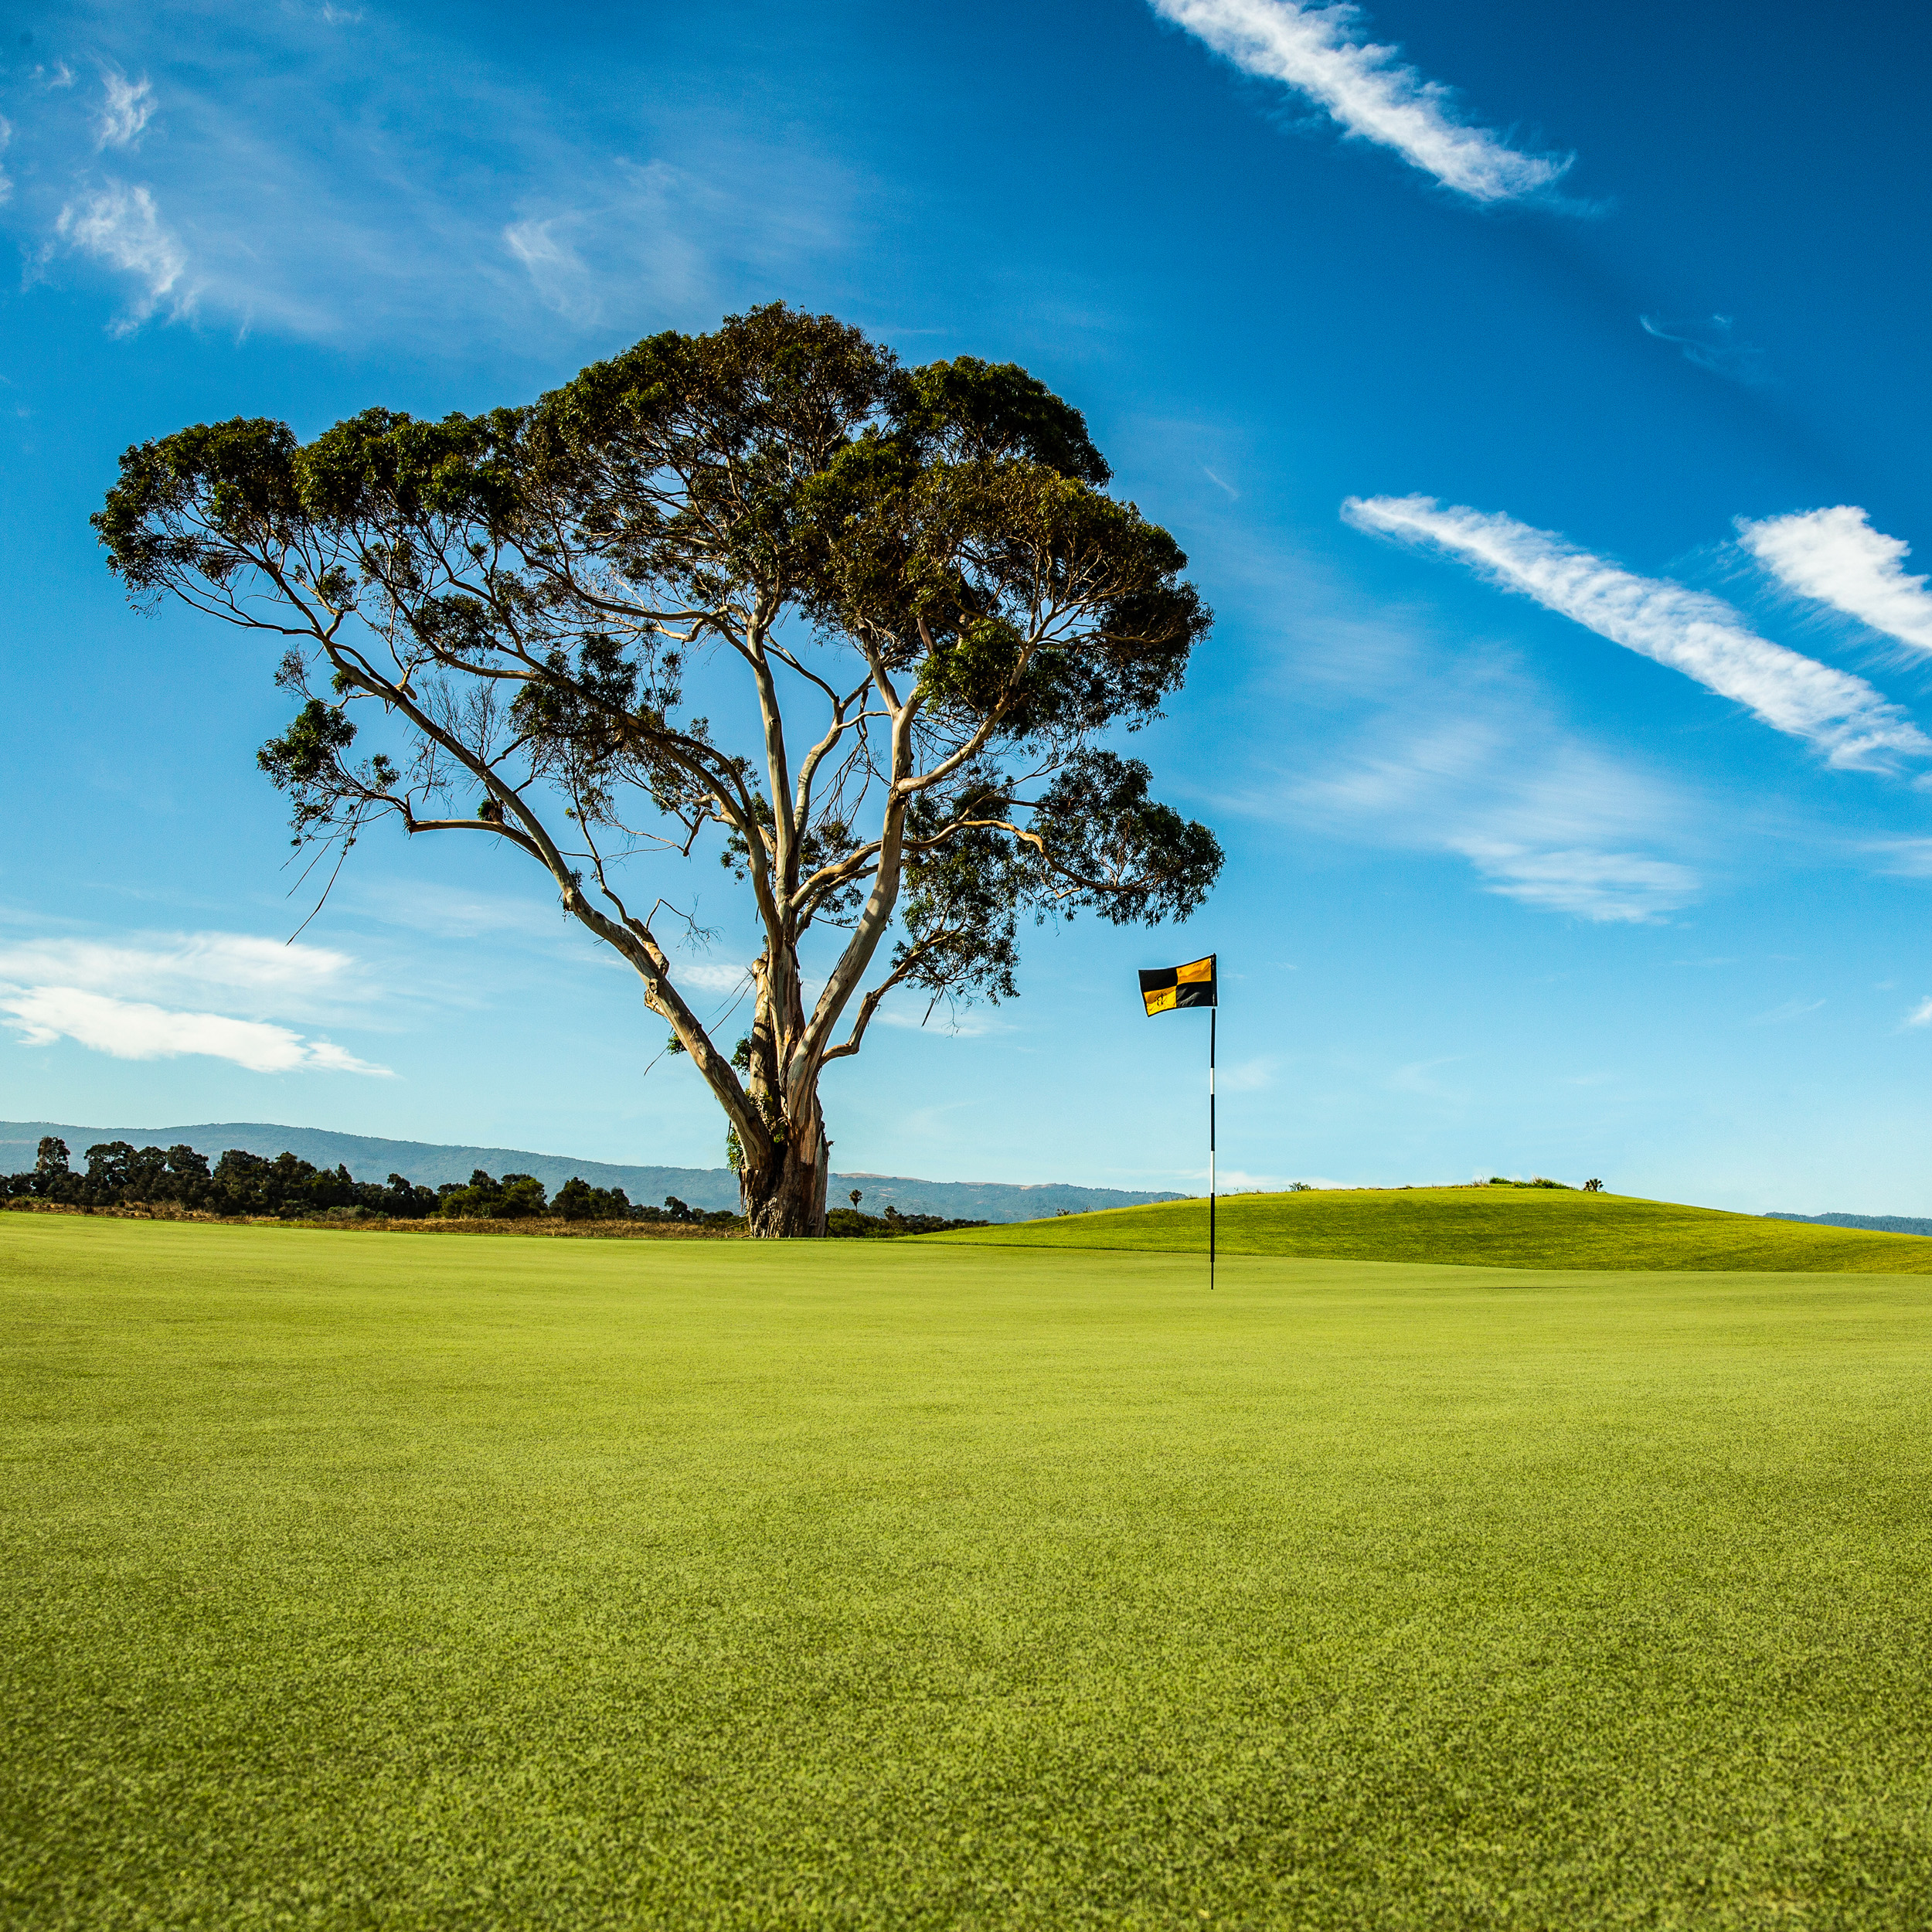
xmin=3 ymin=1137 xmax=982 ymax=1234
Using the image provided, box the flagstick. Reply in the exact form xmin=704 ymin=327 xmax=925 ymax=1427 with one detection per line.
xmin=1209 ymin=1009 xmax=1217 ymax=1290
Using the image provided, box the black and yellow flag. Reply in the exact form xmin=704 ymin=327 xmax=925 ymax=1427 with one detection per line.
xmin=1138 ymin=954 xmax=1216 ymax=1016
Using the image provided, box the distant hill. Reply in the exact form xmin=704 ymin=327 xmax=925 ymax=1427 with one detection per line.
xmin=927 ymin=1185 xmax=1932 ymax=1272
xmin=0 ymin=1121 xmax=1184 ymax=1225
xmin=1767 ymin=1211 xmax=1932 ymax=1237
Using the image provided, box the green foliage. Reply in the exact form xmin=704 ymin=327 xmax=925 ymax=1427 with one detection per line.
xmin=4 ymin=1143 xmax=440 ymax=1219
xmin=1 ymin=1148 xmax=665 ymax=1225
xmin=8 ymin=1216 xmax=1932 ymax=1927
xmin=824 ymin=1206 xmax=988 ymax=1237
xmin=552 ymin=1176 xmax=635 ymax=1220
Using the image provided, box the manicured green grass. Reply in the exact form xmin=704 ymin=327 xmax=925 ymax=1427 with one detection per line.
xmin=4 ymin=1213 xmax=1931 ymax=1929
xmin=929 ymin=1184 xmax=1932 ymax=1273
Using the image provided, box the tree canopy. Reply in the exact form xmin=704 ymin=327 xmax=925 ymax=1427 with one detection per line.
xmin=95 ymin=304 xmax=1221 ymax=1234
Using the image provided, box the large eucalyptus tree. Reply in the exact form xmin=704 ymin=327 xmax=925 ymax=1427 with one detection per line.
xmin=95 ymin=304 xmax=1220 ymax=1235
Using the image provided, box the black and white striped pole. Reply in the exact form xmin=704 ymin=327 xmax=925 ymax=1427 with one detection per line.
xmin=1136 ymin=953 xmax=1219 ymax=1291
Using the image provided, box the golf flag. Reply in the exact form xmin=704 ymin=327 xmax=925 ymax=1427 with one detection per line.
xmin=1136 ymin=952 xmax=1219 ymax=1287
xmin=1138 ymin=954 xmax=1217 ymax=1017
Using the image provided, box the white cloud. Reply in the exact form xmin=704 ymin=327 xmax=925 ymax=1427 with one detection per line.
xmin=0 ymin=930 xmax=356 ymax=1009
xmin=676 ymin=961 xmax=753 ymax=993
xmin=1906 ymin=998 xmax=1932 ymax=1029
xmin=1207 ymin=1169 xmax=1345 ymax=1190
xmin=55 ymin=180 xmax=188 ymax=328
xmin=1739 ymin=506 xmax=1932 ymax=655
xmin=95 ymin=73 xmax=155 ymax=151
xmin=1148 ymin=0 xmax=1570 ymax=202
xmin=0 ymin=986 xmax=389 ymax=1074
xmin=0 ymin=927 xmax=388 ymax=1073
xmin=1343 ymin=495 xmax=1932 ymax=769
xmin=0 ymin=115 xmax=12 ymax=207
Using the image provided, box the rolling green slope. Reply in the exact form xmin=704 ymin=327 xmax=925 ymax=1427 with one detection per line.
xmin=5 ymin=1214 xmax=1932 ymax=1927
xmin=926 ymin=1183 xmax=1932 ymax=1271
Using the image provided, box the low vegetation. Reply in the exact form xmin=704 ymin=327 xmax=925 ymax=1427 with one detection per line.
xmin=4 ymin=1137 xmax=986 ymax=1238
xmin=2 ymin=1134 xmax=736 ymax=1226
xmin=5 ymin=1215 xmax=1930 ymax=1927
xmin=930 ymin=1182 xmax=1932 ymax=1272
xmin=825 ymin=1202 xmax=988 ymax=1237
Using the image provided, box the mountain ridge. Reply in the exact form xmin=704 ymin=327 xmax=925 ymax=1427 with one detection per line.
xmin=0 ymin=1121 xmax=1185 ymax=1223
xmin=1765 ymin=1210 xmax=1932 ymax=1237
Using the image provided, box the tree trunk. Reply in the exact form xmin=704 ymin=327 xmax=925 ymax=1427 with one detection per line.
xmin=740 ymin=1138 xmax=830 ymax=1237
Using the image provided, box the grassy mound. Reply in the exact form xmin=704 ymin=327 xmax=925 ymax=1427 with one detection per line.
xmin=5 ymin=1214 xmax=1932 ymax=1927
xmin=925 ymin=1182 xmax=1932 ymax=1271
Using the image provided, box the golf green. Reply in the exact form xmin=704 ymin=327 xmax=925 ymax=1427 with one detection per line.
xmin=930 ymin=1184 xmax=1932 ymax=1273
xmin=4 ymin=1213 xmax=1930 ymax=1928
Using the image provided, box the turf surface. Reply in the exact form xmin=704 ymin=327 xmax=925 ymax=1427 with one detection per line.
xmin=929 ymin=1184 xmax=1932 ymax=1272
xmin=4 ymin=1214 xmax=1931 ymax=1928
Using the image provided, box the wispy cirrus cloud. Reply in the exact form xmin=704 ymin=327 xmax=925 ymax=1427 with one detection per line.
xmin=1207 ymin=510 xmax=1711 ymax=924
xmin=1749 ymin=997 xmax=1825 ymax=1026
xmin=1739 ymin=506 xmax=1932 ymax=656
xmin=0 ymin=986 xmax=388 ymax=1073
xmin=1148 ymin=0 xmax=1571 ymax=202
xmin=94 ymin=70 xmax=154 ymax=149
xmin=2 ymin=10 xmax=851 ymax=346
xmin=1866 ymin=838 xmax=1932 ymax=877
xmin=1343 ymin=495 xmax=1932 ymax=769
xmin=502 ymin=162 xmax=706 ymax=324
xmin=1292 ymin=702 xmax=1703 ymax=922
xmin=1639 ymin=313 xmax=1769 ymax=385
xmin=1453 ymin=839 xmax=1698 ymax=922
xmin=53 ymin=180 xmax=188 ymax=329
xmin=1904 ymin=997 xmax=1932 ymax=1029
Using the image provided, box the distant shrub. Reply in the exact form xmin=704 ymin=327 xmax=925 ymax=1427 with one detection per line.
xmin=553 ymin=1177 xmax=634 ymax=1220
xmin=1583 ymin=1179 xmax=1604 ymax=1193
xmin=825 ymin=1207 xmax=989 ymax=1239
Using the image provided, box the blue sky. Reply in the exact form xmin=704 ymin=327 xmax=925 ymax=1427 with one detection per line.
xmin=5 ymin=0 xmax=1932 ymax=1211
